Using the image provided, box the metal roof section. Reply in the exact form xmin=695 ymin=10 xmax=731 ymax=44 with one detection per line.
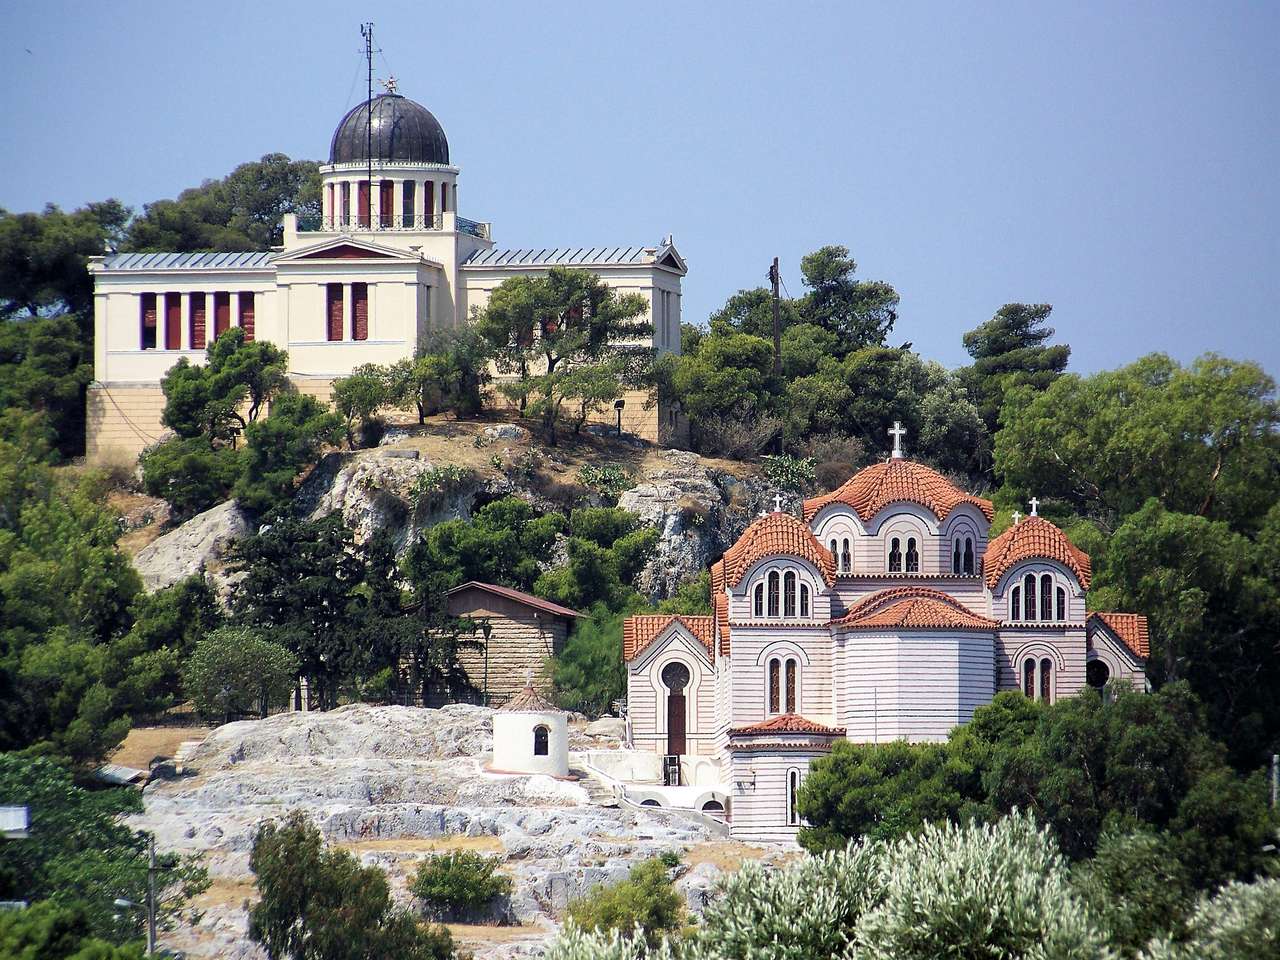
xmin=101 ymin=251 xmax=276 ymax=271
xmin=463 ymin=245 xmax=667 ymax=268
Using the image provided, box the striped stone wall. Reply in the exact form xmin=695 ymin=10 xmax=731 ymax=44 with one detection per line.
xmin=446 ymin=587 xmax=571 ymax=707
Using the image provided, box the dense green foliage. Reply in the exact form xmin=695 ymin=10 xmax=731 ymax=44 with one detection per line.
xmin=409 ymin=851 xmax=512 ymax=918
xmin=797 ymin=685 xmax=1277 ymax=892
xmin=564 ymin=859 xmax=684 ymax=948
xmin=0 ymin=755 xmax=207 ymax=945
xmin=183 ymin=626 xmax=299 ymax=720
xmin=0 ymin=902 xmax=147 ymax=960
xmin=475 ymin=267 xmax=653 ymax=443
xmin=958 ymin=302 xmax=1071 ymax=433
xmin=249 ymin=812 xmax=454 ymax=960
xmin=232 ymin=390 xmax=343 ymax=514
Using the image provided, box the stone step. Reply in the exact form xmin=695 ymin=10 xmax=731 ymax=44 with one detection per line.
xmin=569 ymin=766 xmax=619 ymax=806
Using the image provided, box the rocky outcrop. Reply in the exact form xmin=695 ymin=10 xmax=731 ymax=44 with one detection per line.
xmin=618 ymin=450 xmax=783 ymax=602
xmin=131 ymin=499 xmax=251 ymax=598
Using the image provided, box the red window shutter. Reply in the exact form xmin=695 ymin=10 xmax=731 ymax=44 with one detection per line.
xmin=190 ymin=293 xmax=206 ymax=348
xmin=239 ymin=292 xmax=255 ymax=342
xmin=440 ymin=179 xmax=447 ymax=212
xmin=164 ymin=293 xmax=181 ymax=350
xmin=357 ymin=181 xmax=370 ymax=228
xmin=140 ymin=293 xmax=157 ymax=350
xmin=352 ymin=283 xmax=368 ymax=341
xmin=326 ymin=284 xmax=344 ymax=341
xmin=214 ymin=292 xmax=231 ymax=337
xmin=379 ymin=180 xmax=393 ymax=227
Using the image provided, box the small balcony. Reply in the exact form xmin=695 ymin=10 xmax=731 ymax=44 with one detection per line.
xmin=297 ymin=213 xmax=444 ymax=232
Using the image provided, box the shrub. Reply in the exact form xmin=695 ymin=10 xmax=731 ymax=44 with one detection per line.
xmin=139 ymin=436 xmax=243 ymax=519
xmin=578 ymin=464 xmax=633 ymax=503
xmin=183 ymin=626 xmax=298 ymax=721
xmin=331 ymin=364 xmax=390 ymax=447
xmin=693 ymin=402 xmax=780 ymax=459
xmin=233 ymin=390 xmax=343 ymax=515
xmin=761 ymin=453 xmax=816 ymax=493
xmin=564 ymin=858 xmax=683 ymax=948
xmin=409 ymin=464 xmax=473 ymax=513
xmin=1142 ymin=877 xmax=1280 ymax=960
xmin=409 ymin=851 xmax=512 ymax=919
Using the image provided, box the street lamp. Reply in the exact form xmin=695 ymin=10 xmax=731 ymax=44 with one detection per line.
xmin=614 ymin=398 xmax=625 ymax=436
xmin=115 ymin=837 xmax=158 ymax=954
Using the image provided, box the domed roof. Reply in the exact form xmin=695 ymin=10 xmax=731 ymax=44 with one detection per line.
xmin=983 ymin=516 xmax=1092 ymax=589
xmin=329 ymin=93 xmax=449 ymax=164
xmin=497 ymin=682 xmax=559 ymax=714
xmin=803 ymin=458 xmax=994 ymax=524
xmin=832 ymin=586 xmax=999 ymax=631
xmin=717 ymin=510 xmax=836 ymax=588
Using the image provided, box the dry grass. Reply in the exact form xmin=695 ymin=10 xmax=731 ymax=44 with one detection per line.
xmin=682 ymin=840 xmax=773 ymax=873
xmin=336 ymin=835 xmax=505 ymax=855
xmin=110 ymin=725 xmax=210 ymax=769
xmin=193 ymin=877 xmax=257 ymax=910
xmin=445 ymin=922 xmax=543 ymax=945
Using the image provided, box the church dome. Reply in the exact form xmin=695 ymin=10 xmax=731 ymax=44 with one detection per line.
xmin=329 ymin=93 xmax=450 ymax=164
xmin=983 ymin=515 xmax=1092 ymax=590
xmin=717 ymin=510 xmax=836 ymax=588
xmin=803 ymin=458 xmax=994 ymax=524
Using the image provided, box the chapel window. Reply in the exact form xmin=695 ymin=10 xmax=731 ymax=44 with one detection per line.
xmin=785 ymin=658 xmax=797 ymax=712
xmin=533 ymin=724 xmax=549 ymax=756
xmin=888 ymin=537 xmax=902 ymax=573
xmin=140 ymin=293 xmax=157 ymax=350
xmin=830 ymin=539 xmax=838 ymax=566
xmin=783 ymin=571 xmax=797 ymax=617
xmin=841 ymin=539 xmax=851 ymax=574
xmin=906 ymin=538 xmax=919 ymax=573
xmin=768 ymin=658 xmax=781 ymax=714
xmin=1086 ymin=659 xmax=1110 ymax=690
xmin=1023 ymin=657 xmax=1035 ymax=697
xmin=799 ymin=583 xmax=810 ymax=617
xmin=787 ymin=768 xmax=801 ymax=826
xmin=1040 ymin=658 xmax=1053 ymax=702
xmin=1011 ymin=586 xmax=1020 ymax=620
xmin=1056 ymin=587 xmax=1066 ymax=622
xmin=952 ymin=540 xmax=962 ymax=574
xmin=1024 ymin=574 xmax=1037 ymax=621
xmin=1040 ymin=574 xmax=1053 ymax=621
xmin=963 ymin=538 xmax=975 ymax=575
xmin=753 ymin=582 xmax=764 ymax=618
xmin=767 ymin=571 xmax=780 ymax=617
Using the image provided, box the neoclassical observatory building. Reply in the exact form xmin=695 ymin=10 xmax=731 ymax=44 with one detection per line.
xmin=624 ymin=426 xmax=1150 ymax=844
xmin=85 ymin=83 xmax=687 ymax=459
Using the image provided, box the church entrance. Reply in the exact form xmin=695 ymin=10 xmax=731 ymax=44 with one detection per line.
xmin=661 ymin=661 xmax=690 ymax=756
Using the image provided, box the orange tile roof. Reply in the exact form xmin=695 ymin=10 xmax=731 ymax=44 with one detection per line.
xmin=713 ymin=590 xmax=731 ymax=657
xmin=622 ymin=614 xmax=715 ymax=662
xmin=719 ymin=511 xmax=836 ymax=588
xmin=730 ymin=713 xmax=846 ymax=736
xmin=832 ymin=586 xmax=999 ymax=631
xmin=803 ymin=458 xmax=994 ymax=524
xmin=1089 ymin=611 xmax=1150 ymax=659
xmin=983 ymin=516 xmax=1092 ymax=589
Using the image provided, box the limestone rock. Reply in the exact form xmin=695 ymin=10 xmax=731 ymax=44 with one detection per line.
xmin=131 ymin=499 xmax=250 ymax=596
xmin=583 ymin=717 xmax=626 ymax=740
xmin=483 ymin=423 xmax=530 ymax=442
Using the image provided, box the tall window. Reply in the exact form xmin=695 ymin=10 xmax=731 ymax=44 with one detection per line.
xmin=783 ymin=572 xmax=796 ymax=617
xmin=784 ymin=658 xmax=797 ymax=712
xmin=768 ymin=658 xmax=781 ymax=713
xmin=799 ymin=583 xmax=810 ymax=617
xmin=787 ymin=769 xmax=801 ymax=826
xmin=164 ymin=293 xmax=181 ymax=350
xmin=1011 ymin=585 xmax=1020 ymax=620
xmin=888 ymin=537 xmax=902 ymax=572
xmin=340 ymin=181 xmax=351 ymax=225
xmin=1023 ymin=657 xmax=1035 ymax=697
xmin=213 ymin=292 xmax=231 ymax=337
xmin=189 ymin=292 xmax=206 ymax=348
xmin=326 ymin=183 xmax=334 ymax=221
xmin=829 ymin=539 xmax=838 ymax=566
xmin=357 ymin=180 xmax=371 ymax=227
xmin=841 ymin=538 xmax=851 ymax=574
xmin=753 ymin=582 xmax=764 ymax=617
xmin=379 ymin=180 xmax=393 ymax=227
xmin=440 ymin=180 xmax=448 ymax=212
xmin=140 ymin=293 xmax=157 ymax=349
xmin=1056 ymin=587 xmax=1066 ymax=621
xmin=352 ymin=283 xmax=369 ymax=341
xmin=1040 ymin=574 xmax=1053 ymax=621
xmin=425 ymin=181 xmax=435 ymax=220
xmin=533 ymin=724 xmax=549 ymax=756
xmin=238 ymin=292 xmax=255 ymax=342
xmin=767 ymin=571 xmax=780 ymax=617
xmin=963 ymin=538 xmax=975 ymax=575
xmin=1023 ymin=573 xmax=1037 ymax=621
xmin=325 ymin=284 xmax=343 ymax=341
xmin=905 ymin=537 xmax=919 ymax=573
xmin=1040 ymin=658 xmax=1053 ymax=702
xmin=952 ymin=540 xmax=962 ymax=574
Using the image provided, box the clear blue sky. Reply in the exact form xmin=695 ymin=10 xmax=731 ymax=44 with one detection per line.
xmin=3 ymin=1 xmax=1277 ymax=375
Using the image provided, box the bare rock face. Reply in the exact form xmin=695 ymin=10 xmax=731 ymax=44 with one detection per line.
xmin=131 ymin=499 xmax=251 ymax=597
xmin=618 ymin=450 xmax=781 ymax=602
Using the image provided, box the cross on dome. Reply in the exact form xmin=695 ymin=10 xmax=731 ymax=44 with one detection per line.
xmin=888 ymin=421 xmax=907 ymax=459
xmin=1011 ymin=510 xmax=1022 ymax=525
xmin=1028 ymin=497 xmax=1040 ymax=517
xmin=772 ymin=492 xmax=786 ymax=513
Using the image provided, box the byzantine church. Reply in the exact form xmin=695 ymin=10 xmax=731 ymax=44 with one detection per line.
xmin=84 ymin=82 xmax=687 ymax=461
xmin=624 ymin=426 xmax=1149 ymax=843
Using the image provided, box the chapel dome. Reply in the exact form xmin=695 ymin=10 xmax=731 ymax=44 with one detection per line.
xmin=717 ymin=510 xmax=836 ymax=588
xmin=329 ymin=93 xmax=450 ymax=165
xmin=983 ymin=515 xmax=1092 ymax=590
xmin=803 ymin=458 xmax=994 ymax=524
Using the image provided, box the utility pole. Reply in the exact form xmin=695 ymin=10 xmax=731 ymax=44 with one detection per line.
xmin=361 ymin=22 xmax=375 ymax=230
xmin=146 ymin=836 xmax=157 ymax=954
xmin=768 ymin=257 xmax=782 ymax=378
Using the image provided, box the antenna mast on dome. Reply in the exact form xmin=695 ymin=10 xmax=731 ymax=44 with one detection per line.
xmin=361 ymin=22 xmax=375 ymax=230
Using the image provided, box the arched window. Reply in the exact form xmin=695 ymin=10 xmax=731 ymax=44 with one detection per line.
xmin=888 ymin=537 xmax=902 ymax=573
xmin=1040 ymin=658 xmax=1053 ymax=702
xmin=533 ymin=724 xmax=549 ymax=756
xmin=1011 ymin=586 xmax=1021 ymax=620
xmin=963 ymin=538 xmax=975 ymax=575
xmin=829 ymin=539 xmax=838 ymax=567
xmin=841 ymin=539 xmax=852 ymax=574
xmin=1023 ymin=657 xmax=1035 ymax=697
xmin=1040 ymin=574 xmax=1053 ymax=621
xmin=753 ymin=582 xmax=764 ymax=617
xmin=701 ymin=799 xmax=724 ymax=816
xmin=768 ymin=658 xmax=781 ymax=713
xmin=785 ymin=658 xmax=797 ymax=712
xmin=905 ymin=537 xmax=919 ymax=573
xmin=952 ymin=539 xmax=962 ymax=574
xmin=787 ymin=769 xmax=801 ymax=826
xmin=799 ymin=583 xmax=810 ymax=617
xmin=767 ymin=571 xmax=780 ymax=617
xmin=1024 ymin=574 xmax=1037 ymax=621
xmin=1056 ymin=587 xmax=1066 ymax=622
xmin=783 ymin=571 xmax=797 ymax=617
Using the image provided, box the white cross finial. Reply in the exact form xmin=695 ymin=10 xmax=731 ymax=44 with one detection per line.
xmin=1028 ymin=497 xmax=1040 ymax=517
xmin=524 ymin=668 xmax=533 ymax=688
xmin=772 ymin=492 xmax=786 ymax=513
xmin=888 ymin=421 xmax=906 ymax=459
xmin=1011 ymin=510 xmax=1022 ymax=525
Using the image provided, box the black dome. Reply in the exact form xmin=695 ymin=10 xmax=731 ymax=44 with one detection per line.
xmin=329 ymin=93 xmax=449 ymax=164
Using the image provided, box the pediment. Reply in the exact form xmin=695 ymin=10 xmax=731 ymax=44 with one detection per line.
xmin=656 ymin=243 xmax=688 ymax=275
xmin=300 ymin=243 xmax=395 ymax=260
xmin=275 ymin=236 xmax=416 ymax=263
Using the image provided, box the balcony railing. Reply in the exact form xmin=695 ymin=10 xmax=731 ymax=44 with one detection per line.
xmin=456 ymin=217 xmax=491 ymax=240
xmin=297 ymin=213 xmax=445 ymax=232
